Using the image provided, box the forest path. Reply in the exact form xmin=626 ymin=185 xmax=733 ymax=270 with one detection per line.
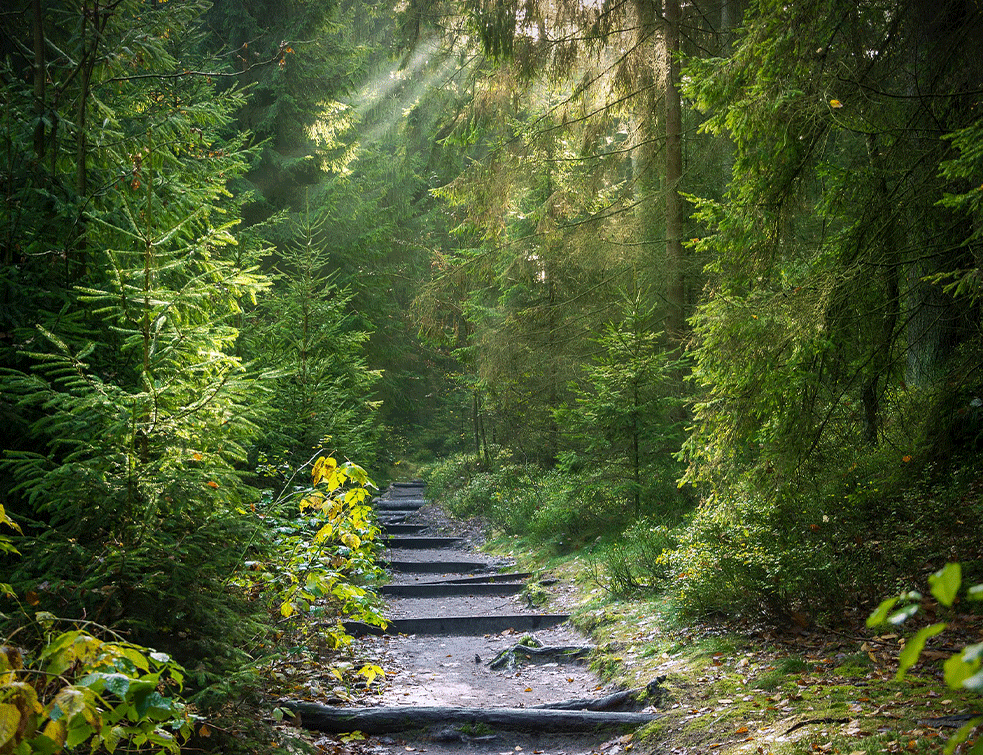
xmin=290 ymin=481 xmax=660 ymax=755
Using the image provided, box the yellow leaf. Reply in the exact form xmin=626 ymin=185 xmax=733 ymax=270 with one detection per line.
xmin=358 ymin=664 xmax=385 ymax=684
xmin=829 ymin=99 xmax=843 ymax=108
xmin=341 ymin=532 xmax=361 ymax=550
xmin=312 ymin=457 xmax=337 ymax=487
xmin=0 ymin=704 xmax=21 ymax=749
xmin=48 ymin=688 xmax=87 ymax=722
xmin=0 ymin=504 xmax=22 ymax=534
xmin=280 ymin=601 xmax=295 ymax=618
xmin=43 ymin=718 xmax=67 ymax=747
xmin=301 ymin=492 xmax=326 ymax=512
xmin=326 ymin=468 xmax=344 ymax=492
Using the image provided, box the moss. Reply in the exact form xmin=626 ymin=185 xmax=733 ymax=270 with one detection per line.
xmin=834 ymin=651 xmax=875 ymax=676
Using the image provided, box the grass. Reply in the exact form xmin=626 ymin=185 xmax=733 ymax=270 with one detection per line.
xmin=475 ymin=533 xmax=983 ymax=755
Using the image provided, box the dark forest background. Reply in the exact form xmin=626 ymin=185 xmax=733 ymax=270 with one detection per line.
xmin=2 ymin=0 xmax=981 ymax=750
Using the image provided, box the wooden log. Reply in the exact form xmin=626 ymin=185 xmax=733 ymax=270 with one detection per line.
xmin=384 ymin=560 xmax=491 ymax=573
xmin=431 ymin=572 xmax=533 ymax=584
xmin=374 ymin=500 xmax=424 ymax=511
xmin=384 ymin=536 xmax=466 ymax=549
xmin=379 ymin=524 xmax=429 ymax=534
xmin=488 ymin=644 xmax=592 ymax=670
xmin=284 ymin=702 xmax=659 ymax=734
xmin=380 ymin=582 xmax=525 ymax=598
xmin=533 ymin=680 xmax=667 ymax=712
xmin=343 ymin=613 xmax=570 ymax=637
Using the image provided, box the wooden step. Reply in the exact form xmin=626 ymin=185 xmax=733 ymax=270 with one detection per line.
xmin=343 ymin=613 xmax=569 ymax=636
xmin=285 ymin=702 xmax=658 ymax=735
xmin=384 ymin=560 xmax=491 ymax=573
xmin=378 ymin=523 xmax=429 ymax=534
xmin=385 ymin=536 xmax=465 ymax=549
xmin=379 ymin=581 xmax=526 ymax=598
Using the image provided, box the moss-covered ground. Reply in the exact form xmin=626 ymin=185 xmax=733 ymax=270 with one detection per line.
xmin=484 ymin=534 xmax=982 ymax=755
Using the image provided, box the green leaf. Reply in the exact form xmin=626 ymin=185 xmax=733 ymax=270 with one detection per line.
xmin=944 ymin=716 xmax=983 ymax=755
xmin=962 ymin=669 xmax=983 ymax=690
xmin=102 ymin=673 xmax=132 ymax=698
xmin=867 ymin=595 xmax=899 ymax=627
xmin=897 ymin=622 xmax=947 ymax=679
xmin=888 ymin=603 xmax=920 ymax=625
xmin=65 ymin=721 xmax=95 ymax=749
xmin=930 ymin=563 xmax=962 ymax=607
xmin=48 ymin=688 xmax=86 ymax=722
xmin=968 ymin=584 xmax=983 ymax=601
xmin=944 ymin=650 xmax=981 ymax=689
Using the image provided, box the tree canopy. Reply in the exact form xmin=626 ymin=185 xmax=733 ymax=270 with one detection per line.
xmin=2 ymin=0 xmax=982 ymax=749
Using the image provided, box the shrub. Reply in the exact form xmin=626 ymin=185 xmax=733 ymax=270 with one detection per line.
xmin=601 ymin=519 xmax=680 ymax=596
xmin=0 ymin=623 xmax=191 ymax=754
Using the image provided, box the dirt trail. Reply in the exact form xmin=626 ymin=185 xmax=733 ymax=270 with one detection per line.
xmin=292 ymin=482 xmax=659 ymax=755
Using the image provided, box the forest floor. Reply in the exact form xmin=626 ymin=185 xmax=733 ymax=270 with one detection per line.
xmin=278 ymin=497 xmax=982 ymax=755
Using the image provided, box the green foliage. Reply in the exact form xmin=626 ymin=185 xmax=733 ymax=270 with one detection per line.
xmin=0 ymin=0 xmax=270 ymax=705
xmin=242 ymin=456 xmax=386 ymax=641
xmin=0 ymin=621 xmax=190 ymax=755
xmin=424 ymin=451 xmax=679 ymax=546
xmin=869 ymin=563 xmax=983 ymax=754
xmin=664 ymin=0 xmax=983 ymax=621
xmin=558 ymin=292 xmax=688 ymax=516
xmin=246 ymin=205 xmax=382 ymax=470
xmin=599 ymin=519 xmax=680 ymax=597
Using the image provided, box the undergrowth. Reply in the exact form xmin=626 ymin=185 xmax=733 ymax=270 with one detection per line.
xmin=423 ymin=448 xmax=983 ymax=627
xmin=1 ymin=455 xmax=387 ymax=754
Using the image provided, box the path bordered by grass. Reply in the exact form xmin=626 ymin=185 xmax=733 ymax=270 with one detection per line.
xmin=484 ymin=535 xmax=981 ymax=755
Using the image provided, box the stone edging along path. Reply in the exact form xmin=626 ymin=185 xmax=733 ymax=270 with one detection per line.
xmin=285 ymin=481 xmax=662 ymax=752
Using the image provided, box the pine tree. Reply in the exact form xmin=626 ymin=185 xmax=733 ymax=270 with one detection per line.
xmin=1 ymin=0 xmax=271 ymax=667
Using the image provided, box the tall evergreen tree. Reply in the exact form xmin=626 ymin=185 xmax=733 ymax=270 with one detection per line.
xmin=1 ymin=0 xmax=271 ymax=666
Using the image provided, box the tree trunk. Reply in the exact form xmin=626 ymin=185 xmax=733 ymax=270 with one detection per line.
xmin=32 ymin=0 xmax=46 ymax=160
xmin=664 ymin=0 xmax=685 ymax=344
